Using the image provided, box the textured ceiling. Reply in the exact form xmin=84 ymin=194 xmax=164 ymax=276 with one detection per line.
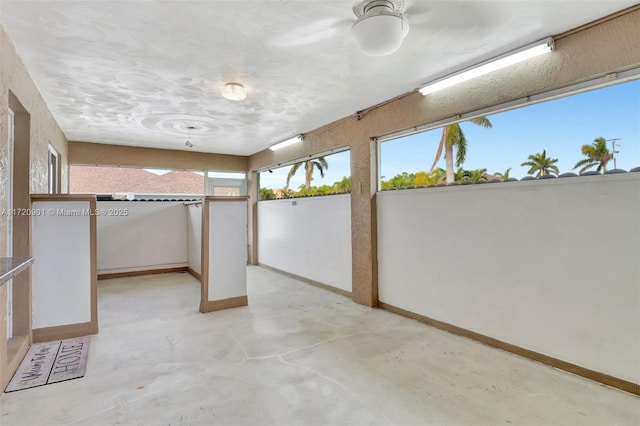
xmin=0 ymin=1 xmax=637 ymax=155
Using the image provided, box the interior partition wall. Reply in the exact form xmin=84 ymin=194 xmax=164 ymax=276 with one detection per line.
xmin=186 ymin=201 xmax=202 ymax=279
xmin=30 ymin=194 xmax=98 ymax=342
xmin=90 ymin=198 xmax=247 ymax=314
xmin=200 ymin=196 xmax=249 ymax=313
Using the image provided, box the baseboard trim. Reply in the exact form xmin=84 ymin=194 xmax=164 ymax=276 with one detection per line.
xmin=258 ymin=264 xmax=352 ymax=298
xmin=200 ymin=296 xmax=248 ymax=313
xmin=98 ymin=267 xmax=188 ymax=280
xmin=33 ymin=321 xmax=98 ymax=343
xmin=187 ymin=267 xmax=201 ymax=281
xmin=378 ymin=302 xmax=639 ymax=396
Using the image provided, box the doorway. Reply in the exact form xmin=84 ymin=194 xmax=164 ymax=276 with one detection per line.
xmin=7 ymin=91 xmax=31 ymax=351
xmin=6 ymin=109 xmax=14 ymax=339
xmin=205 ymin=171 xmax=247 ymax=196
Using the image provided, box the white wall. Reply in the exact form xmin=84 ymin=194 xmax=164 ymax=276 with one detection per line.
xmin=32 ymin=200 xmax=92 ymax=329
xmin=187 ymin=203 xmax=202 ymax=275
xmin=207 ymin=199 xmax=247 ymax=301
xmin=96 ymin=201 xmax=188 ymax=274
xmin=258 ymin=194 xmax=352 ymax=293
xmin=377 ymin=174 xmax=640 ymax=383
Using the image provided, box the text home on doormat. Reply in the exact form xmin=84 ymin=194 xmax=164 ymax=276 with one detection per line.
xmin=5 ymin=336 xmax=90 ymax=392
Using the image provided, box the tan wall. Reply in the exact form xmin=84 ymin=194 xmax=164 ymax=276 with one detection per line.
xmin=248 ymin=8 xmax=640 ymax=306
xmin=0 ymin=24 xmax=69 ymax=391
xmin=69 ymin=141 xmax=248 ymax=172
xmin=0 ymin=25 xmax=69 ymax=254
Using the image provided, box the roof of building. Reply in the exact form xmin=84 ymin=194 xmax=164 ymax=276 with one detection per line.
xmin=70 ymin=166 xmax=204 ymax=195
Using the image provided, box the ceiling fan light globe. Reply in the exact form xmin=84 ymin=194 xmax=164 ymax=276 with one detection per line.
xmin=351 ymin=12 xmax=409 ymax=57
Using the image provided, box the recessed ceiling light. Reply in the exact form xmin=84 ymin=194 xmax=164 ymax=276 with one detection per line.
xmin=221 ymin=83 xmax=247 ymax=101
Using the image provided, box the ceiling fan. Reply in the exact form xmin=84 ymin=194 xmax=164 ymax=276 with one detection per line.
xmin=267 ymin=1 xmax=491 ymax=56
xmin=351 ymin=0 xmax=410 ymax=56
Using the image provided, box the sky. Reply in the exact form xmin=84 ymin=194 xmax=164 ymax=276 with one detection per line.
xmin=261 ymin=78 xmax=640 ymax=189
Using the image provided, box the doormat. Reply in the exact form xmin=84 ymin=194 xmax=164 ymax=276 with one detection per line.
xmin=5 ymin=336 xmax=90 ymax=392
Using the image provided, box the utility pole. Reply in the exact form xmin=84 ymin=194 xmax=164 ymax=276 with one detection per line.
xmin=607 ymin=138 xmax=621 ymax=169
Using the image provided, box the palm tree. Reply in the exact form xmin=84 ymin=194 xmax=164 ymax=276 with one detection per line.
xmin=573 ymin=137 xmax=611 ymax=174
xmin=430 ymin=117 xmax=493 ymax=184
xmin=467 ymin=168 xmax=490 ymax=183
xmin=521 ymin=150 xmax=560 ymax=178
xmin=493 ymin=167 xmax=512 ymax=181
xmin=334 ymin=176 xmax=351 ymax=193
xmin=286 ymin=157 xmax=328 ymax=189
xmin=454 ymin=168 xmax=489 ymax=183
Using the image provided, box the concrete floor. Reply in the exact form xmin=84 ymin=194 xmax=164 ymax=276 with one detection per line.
xmin=1 ymin=266 xmax=638 ymax=425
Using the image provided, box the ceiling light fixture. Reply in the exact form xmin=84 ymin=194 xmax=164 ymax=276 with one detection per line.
xmin=351 ymin=0 xmax=409 ymax=57
xmin=185 ymin=126 xmax=195 ymax=149
xmin=269 ymin=135 xmax=303 ymax=151
xmin=419 ymin=37 xmax=555 ymax=95
xmin=221 ymin=83 xmax=247 ymax=101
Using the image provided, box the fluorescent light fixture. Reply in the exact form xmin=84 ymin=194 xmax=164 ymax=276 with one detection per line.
xmin=269 ymin=135 xmax=303 ymax=151
xmin=420 ymin=37 xmax=555 ymax=96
